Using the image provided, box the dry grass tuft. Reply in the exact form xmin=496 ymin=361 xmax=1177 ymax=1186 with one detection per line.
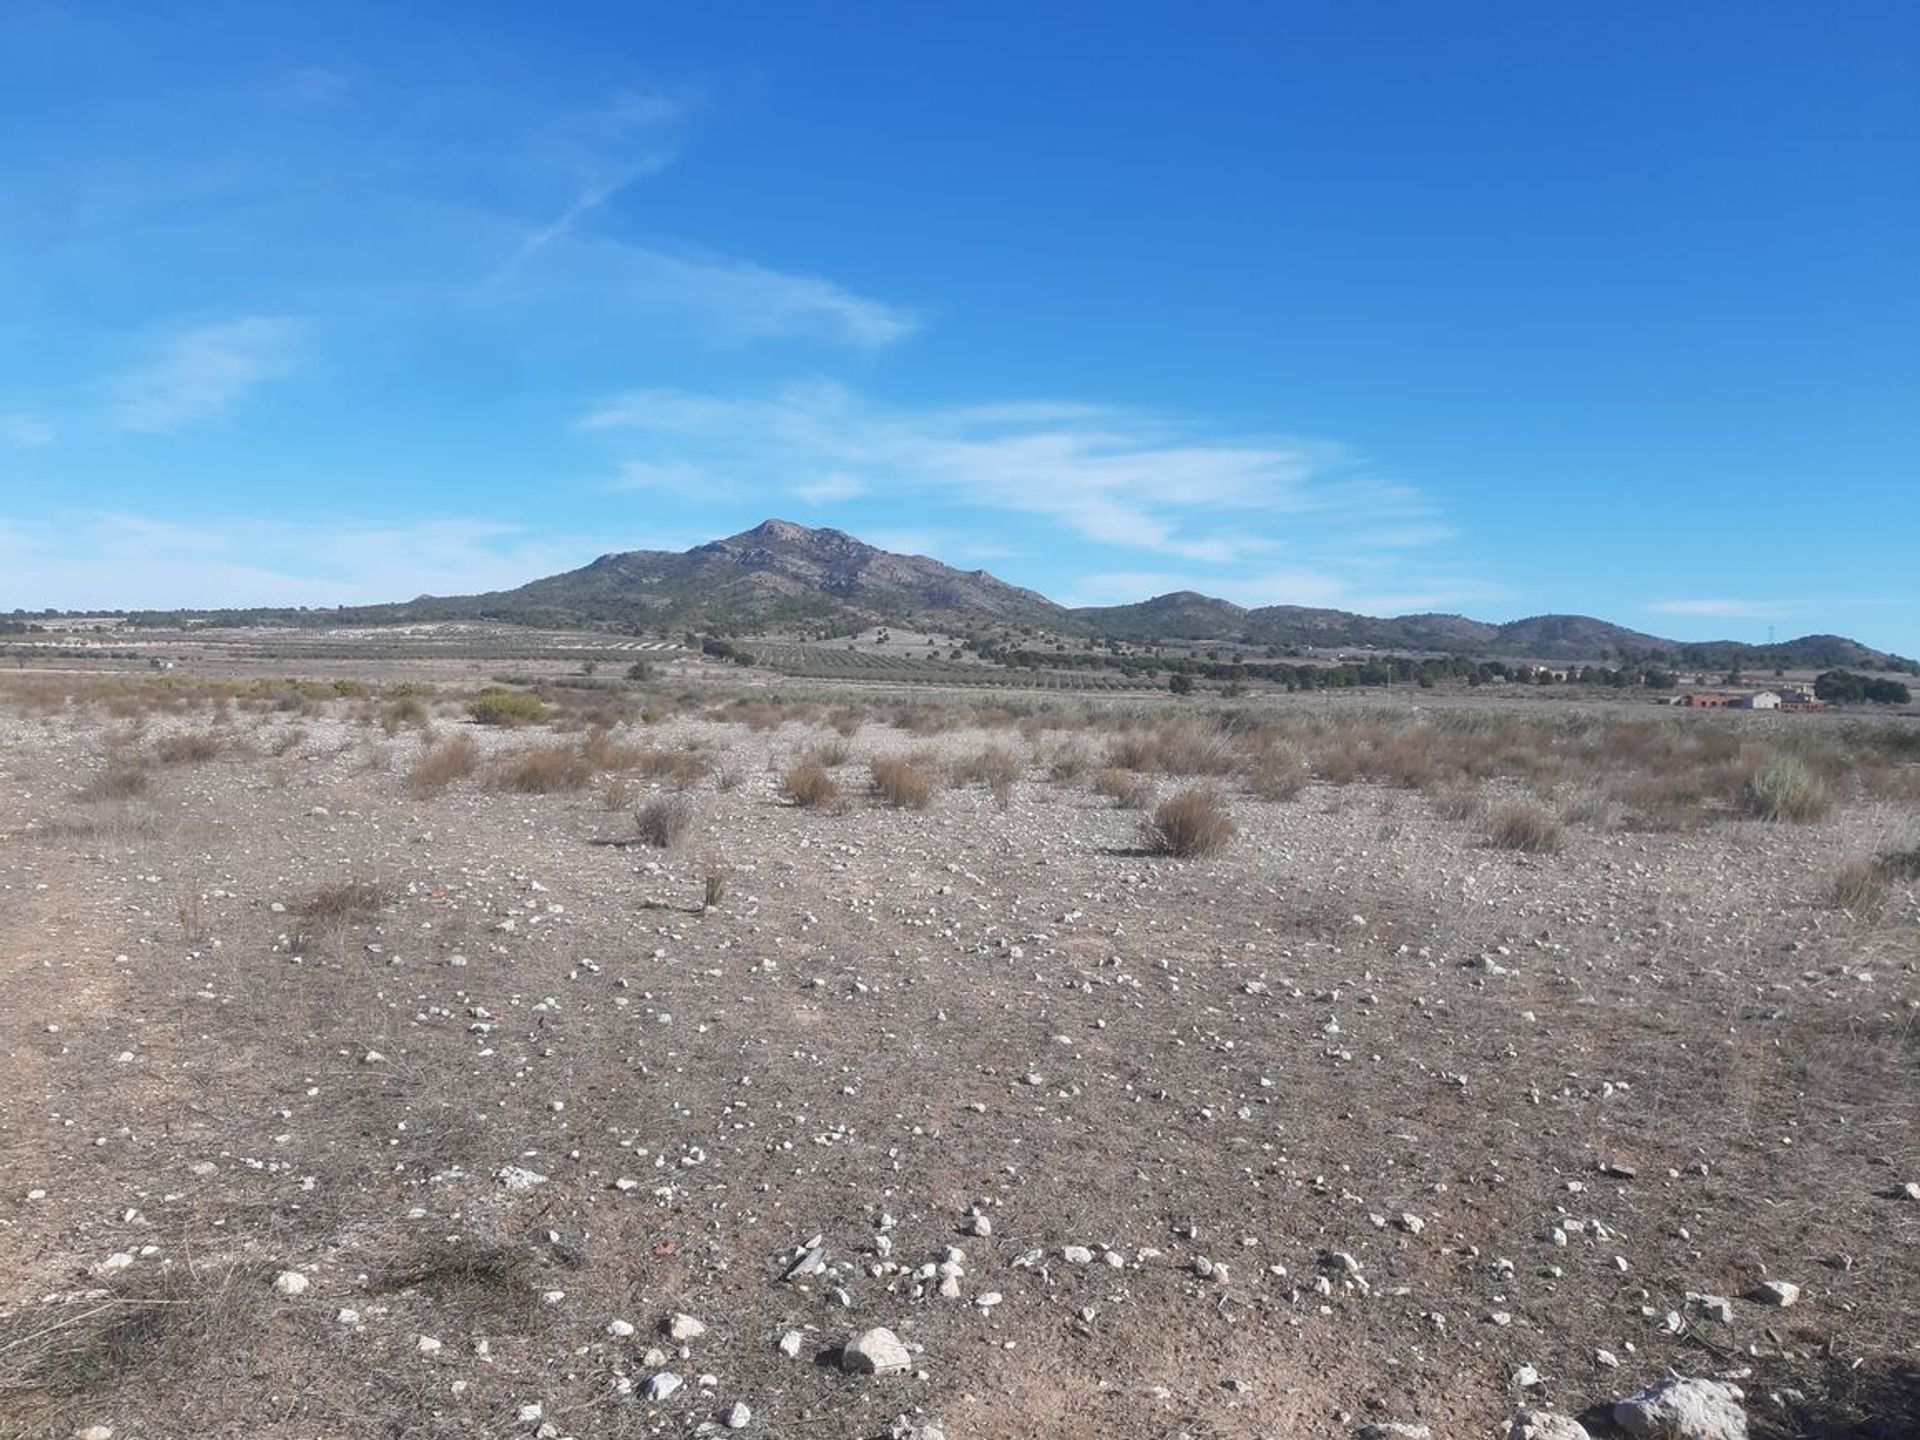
xmin=1245 ymin=743 xmax=1309 ymax=801
xmin=408 ymin=734 xmax=480 ymax=796
xmin=782 ymin=761 xmax=842 ymax=810
xmin=291 ymin=874 xmax=390 ymax=926
xmin=1144 ymin=786 xmax=1236 ymax=857
xmin=1093 ymin=767 xmax=1155 ymax=810
xmin=1486 ymin=804 xmax=1565 ymax=853
xmin=76 ymin=763 xmax=152 ymax=803
xmin=634 ymin=794 xmax=696 ymax=849
xmin=153 ymin=732 xmax=224 ymax=764
xmin=869 ymin=755 xmax=937 ymax=809
xmin=953 ymin=744 xmax=1020 ymax=791
xmin=1824 ymin=844 xmax=1920 ymax=911
xmin=803 ymin=736 xmax=853 ymax=768
xmin=486 ymin=743 xmax=594 ymax=793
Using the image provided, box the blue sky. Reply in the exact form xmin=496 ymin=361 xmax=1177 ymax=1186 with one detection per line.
xmin=2 ymin=2 xmax=1915 ymax=654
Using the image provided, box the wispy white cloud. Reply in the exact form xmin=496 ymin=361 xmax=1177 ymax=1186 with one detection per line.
xmin=107 ymin=316 xmax=304 ymax=433
xmin=0 ymin=412 xmax=54 ymax=447
xmin=578 ymin=379 xmax=1442 ymax=566
xmin=1064 ymin=567 xmax=1507 ymax=614
xmin=0 ymin=513 xmax=617 ymax=611
xmin=794 ymin=472 xmax=867 ymax=504
xmin=1648 ymin=598 xmax=1787 ymax=619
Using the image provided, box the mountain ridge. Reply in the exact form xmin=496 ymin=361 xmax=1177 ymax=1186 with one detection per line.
xmin=103 ymin=518 xmax=1909 ymax=669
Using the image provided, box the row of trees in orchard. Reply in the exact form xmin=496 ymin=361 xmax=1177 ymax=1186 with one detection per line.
xmin=978 ymin=643 xmax=1682 ymax=693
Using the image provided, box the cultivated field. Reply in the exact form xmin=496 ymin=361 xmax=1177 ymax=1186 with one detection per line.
xmin=1 ymin=670 xmax=1916 ymax=1440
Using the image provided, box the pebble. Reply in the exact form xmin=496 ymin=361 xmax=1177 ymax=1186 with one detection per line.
xmin=667 ymin=1313 xmax=707 ymax=1341
xmin=643 ymin=1372 xmax=683 ymax=1401
xmin=721 ymin=1400 xmax=752 ymax=1428
xmin=271 ymin=1269 xmax=310 ymax=1297
xmin=1509 ymin=1409 xmax=1593 ymax=1440
xmin=1753 ymin=1279 xmax=1800 ymax=1307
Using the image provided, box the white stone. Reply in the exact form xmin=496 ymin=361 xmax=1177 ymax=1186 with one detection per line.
xmin=722 ymin=1400 xmax=752 ymax=1428
xmin=667 ymin=1312 xmax=706 ymax=1341
xmin=842 ymin=1326 xmax=912 ymax=1375
xmin=1613 ymin=1378 xmax=1748 ymax=1440
xmin=1509 ymin=1409 xmax=1592 ymax=1440
xmin=644 ymin=1372 xmax=683 ymax=1401
xmin=272 ymin=1269 xmax=310 ymax=1296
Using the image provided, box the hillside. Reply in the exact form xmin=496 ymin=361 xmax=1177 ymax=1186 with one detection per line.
xmin=103 ymin=519 xmax=1909 ymax=670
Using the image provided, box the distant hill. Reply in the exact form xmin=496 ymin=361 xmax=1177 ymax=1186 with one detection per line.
xmin=104 ymin=519 xmax=1909 ymax=670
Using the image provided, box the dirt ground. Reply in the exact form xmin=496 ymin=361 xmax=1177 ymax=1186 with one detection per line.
xmin=0 ymin=666 xmax=1915 ymax=1440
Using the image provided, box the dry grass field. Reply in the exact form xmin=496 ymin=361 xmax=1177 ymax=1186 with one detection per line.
xmin=1 ymin=670 xmax=1916 ymax=1439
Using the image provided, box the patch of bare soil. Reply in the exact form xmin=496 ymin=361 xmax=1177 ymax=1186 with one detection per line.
xmin=0 ymin=681 xmax=1915 ymax=1440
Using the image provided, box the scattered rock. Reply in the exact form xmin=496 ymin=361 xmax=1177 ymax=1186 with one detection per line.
xmin=1752 ymin=1279 xmax=1800 ymax=1307
xmin=841 ymin=1326 xmax=912 ymax=1376
xmin=272 ymin=1269 xmax=310 ymax=1297
xmin=643 ymin=1372 xmax=683 ymax=1401
xmin=721 ymin=1400 xmax=752 ymax=1428
xmin=666 ymin=1312 xmax=707 ymax=1342
xmin=1613 ymin=1377 xmax=1749 ymax=1440
xmin=1509 ymin=1409 xmax=1593 ymax=1440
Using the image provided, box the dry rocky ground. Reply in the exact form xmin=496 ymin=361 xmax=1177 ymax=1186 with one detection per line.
xmin=0 ymin=673 xmax=1916 ymax=1440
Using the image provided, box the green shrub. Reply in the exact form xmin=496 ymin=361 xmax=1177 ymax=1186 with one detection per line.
xmin=1741 ymin=757 xmax=1830 ymax=822
xmin=468 ymin=688 xmax=551 ymax=728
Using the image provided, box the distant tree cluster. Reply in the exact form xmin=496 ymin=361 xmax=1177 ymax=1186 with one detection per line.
xmin=1814 ymin=670 xmax=1913 ymax=705
xmin=980 ymin=643 xmax=1681 ymax=694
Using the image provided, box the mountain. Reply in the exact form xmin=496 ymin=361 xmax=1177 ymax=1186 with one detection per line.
xmin=112 ymin=519 xmax=1908 ymax=670
xmin=288 ymin=519 xmax=1069 ymax=634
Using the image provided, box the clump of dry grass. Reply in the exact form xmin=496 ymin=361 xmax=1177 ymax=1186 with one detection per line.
xmin=1824 ymin=844 xmax=1920 ymax=911
xmin=409 ymin=734 xmax=480 ymax=796
xmin=1245 ymin=742 xmax=1309 ymax=800
xmin=1044 ymin=743 xmax=1094 ymax=785
xmin=783 ymin=760 xmax=842 ymax=810
xmin=1144 ymin=786 xmax=1236 ymax=857
xmin=953 ymin=744 xmax=1020 ymax=791
xmin=1741 ymin=756 xmax=1831 ymax=823
xmin=803 ymin=736 xmax=853 ymax=768
xmin=76 ymin=762 xmax=152 ymax=803
xmin=634 ymin=794 xmax=696 ymax=849
xmin=291 ymin=874 xmax=390 ymax=926
xmin=1093 ymin=767 xmax=1155 ymax=810
xmin=153 ymin=732 xmax=224 ymax=764
xmin=486 ymin=743 xmax=594 ymax=793
xmin=1486 ymin=804 xmax=1564 ymax=854
xmin=869 ymin=755 xmax=937 ymax=809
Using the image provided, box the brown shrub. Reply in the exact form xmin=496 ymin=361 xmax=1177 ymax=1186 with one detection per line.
xmin=153 ymin=732 xmax=224 ymax=764
xmin=486 ymin=744 xmax=594 ymax=793
xmin=77 ymin=763 xmax=152 ymax=803
xmin=1486 ymin=804 xmax=1564 ymax=854
xmin=632 ymin=748 xmax=710 ymax=786
xmin=1245 ymin=744 xmax=1308 ymax=801
xmin=1144 ymin=786 xmax=1236 ymax=857
xmin=869 ymin=755 xmax=936 ymax=809
xmin=953 ymin=744 xmax=1020 ymax=790
xmin=1093 ymin=767 xmax=1155 ymax=810
xmin=783 ymin=761 xmax=842 ymax=810
xmin=292 ymin=875 xmax=389 ymax=926
xmin=409 ymin=734 xmax=480 ymax=796
xmin=1824 ymin=844 xmax=1920 ymax=911
xmin=803 ymin=736 xmax=852 ymax=768
xmin=634 ymin=794 xmax=696 ymax=849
